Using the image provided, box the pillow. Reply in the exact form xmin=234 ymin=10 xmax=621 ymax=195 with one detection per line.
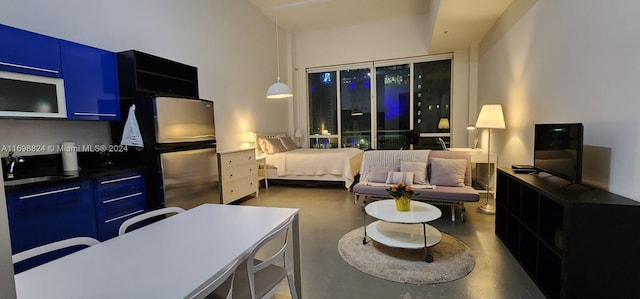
xmin=385 ymin=172 xmax=414 ymax=185
xmin=257 ymin=137 xmax=268 ymax=153
xmin=400 ymin=161 xmax=427 ymax=184
xmin=366 ymin=167 xmax=398 ymax=183
xmin=279 ymin=136 xmax=298 ymax=151
xmin=429 ymin=157 xmax=467 ymax=187
xmin=261 ymin=138 xmax=287 ymax=154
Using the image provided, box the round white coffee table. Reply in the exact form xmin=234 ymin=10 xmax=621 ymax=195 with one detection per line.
xmin=364 ymin=199 xmax=442 ymax=263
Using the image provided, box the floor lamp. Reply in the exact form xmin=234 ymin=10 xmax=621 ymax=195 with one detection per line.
xmin=475 ymin=104 xmax=506 ymax=215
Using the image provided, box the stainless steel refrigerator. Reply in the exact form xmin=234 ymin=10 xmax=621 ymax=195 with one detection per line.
xmin=116 ymin=96 xmax=220 ymax=210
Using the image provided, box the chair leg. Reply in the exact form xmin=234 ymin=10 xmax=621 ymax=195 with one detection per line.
xmin=287 ymin=273 xmax=299 ymax=299
xmin=450 ymin=205 xmax=456 ymax=222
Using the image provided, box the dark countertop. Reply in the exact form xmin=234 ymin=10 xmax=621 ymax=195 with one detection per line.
xmin=3 ymin=152 xmax=144 ymax=192
xmin=4 ymin=166 xmax=145 ymax=192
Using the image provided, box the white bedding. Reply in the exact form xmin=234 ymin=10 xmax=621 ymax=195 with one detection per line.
xmin=265 ymin=148 xmax=364 ymax=188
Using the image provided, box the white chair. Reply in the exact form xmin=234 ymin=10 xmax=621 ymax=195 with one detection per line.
xmin=118 ymin=206 xmax=185 ymax=235
xmin=210 ymin=215 xmax=298 ymax=299
xmin=188 ymin=258 xmax=239 ymax=299
xmin=12 ymin=237 xmax=100 ymax=264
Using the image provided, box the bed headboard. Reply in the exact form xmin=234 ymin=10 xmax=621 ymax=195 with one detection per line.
xmin=256 ymin=132 xmax=289 ymax=140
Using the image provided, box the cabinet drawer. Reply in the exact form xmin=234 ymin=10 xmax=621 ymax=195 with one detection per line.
xmin=96 ymin=191 xmax=145 ymax=217
xmin=95 ymin=173 xmax=144 ymax=196
xmin=219 ymin=151 xmax=255 ymax=168
xmin=97 ymin=208 xmax=146 ymax=241
xmin=221 ymin=175 xmax=257 ymax=204
xmin=220 ymin=165 xmax=256 ymax=182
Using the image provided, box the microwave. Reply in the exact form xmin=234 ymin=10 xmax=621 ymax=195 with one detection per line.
xmin=0 ymin=70 xmax=66 ymax=118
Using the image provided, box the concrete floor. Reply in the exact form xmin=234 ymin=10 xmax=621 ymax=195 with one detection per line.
xmin=240 ymin=182 xmax=546 ymax=299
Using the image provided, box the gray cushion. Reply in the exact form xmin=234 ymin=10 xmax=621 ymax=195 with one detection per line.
xmin=365 ymin=167 xmax=398 ymax=183
xmin=400 ymin=161 xmax=427 ymax=184
xmin=353 ymin=184 xmax=479 ymax=202
xmin=385 ymin=172 xmax=414 ymax=185
xmin=428 ymin=150 xmax=472 ymax=186
xmin=429 ymin=157 xmax=467 ymax=187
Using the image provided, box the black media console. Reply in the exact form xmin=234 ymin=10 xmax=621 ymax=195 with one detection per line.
xmin=496 ymin=168 xmax=640 ymax=299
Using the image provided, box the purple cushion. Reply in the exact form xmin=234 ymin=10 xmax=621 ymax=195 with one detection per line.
xmin=353 ymin=184 xmax=479 ymax=202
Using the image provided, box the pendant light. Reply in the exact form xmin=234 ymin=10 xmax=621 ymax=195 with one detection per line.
xmin=266 ymin=15 xmax=293 ymax=99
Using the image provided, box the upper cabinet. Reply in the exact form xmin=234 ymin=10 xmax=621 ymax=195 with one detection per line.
xmin=60 ymin=41 xmax=120 ymax=121
xmin=0 ymin=24 xmax=62 ymax=78
xmin=117 ymin=50 xmax=198 ymax=98
xmin=0 ymin=23 xmax=121 ymax=120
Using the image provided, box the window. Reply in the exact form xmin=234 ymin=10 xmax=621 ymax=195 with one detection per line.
xmin=340 ymin=69 xmax=371 ymax=149
xmin=375 ymin=64 xmax=410 ymax=150
xmin=308 ymin=71 xmax=337 ymax=148
xmin=307 ymin=55 xmax=451 ymax=150
xmin=413 ymin=59 xmax=452 ymax=149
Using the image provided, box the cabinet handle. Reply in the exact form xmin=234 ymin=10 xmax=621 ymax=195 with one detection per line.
xmin=104 ymin=209 xmax=145 ymax=224
xmin=19 ymin=186 xmax=81 ymax=200
xmin=0 ymin=61 xmax=59 ymax=74
xmin=101 ymin=175 xmax=141 ymax=185
xmin=73 ymin=112 xmax=118 ymax=117
xmin=102 ymin=192 xmax=143 ymax=204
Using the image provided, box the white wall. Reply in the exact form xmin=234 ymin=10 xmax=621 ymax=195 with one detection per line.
xmin=293 ymin=14 xmax=472 ymax=147
xmin=0 ymin=0 xmax=290 ymax=153
xmin=477 ymin=0 xmax=640 ymax=201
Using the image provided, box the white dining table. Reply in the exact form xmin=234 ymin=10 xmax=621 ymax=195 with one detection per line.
xmin=14 ymin=204 xmax=302 ymax=299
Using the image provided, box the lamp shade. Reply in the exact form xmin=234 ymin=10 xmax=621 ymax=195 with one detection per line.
xmin=242 ymin=131 xmax=255 ymax=143
xmin=437 ymin=117 xmax=450 ymax=129
xmin=294 ymin=129 xmax=302 ymax=138
xmin=266 ymin=81 xmax=293 ymax=99
xmin=475 ymin=104 xmax=506 ymax=129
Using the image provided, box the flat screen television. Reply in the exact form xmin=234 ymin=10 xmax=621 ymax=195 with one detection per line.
xmin=534 ymin=123 xmax=584 ymax=183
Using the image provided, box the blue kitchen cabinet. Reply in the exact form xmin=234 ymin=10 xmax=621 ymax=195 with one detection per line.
xmin=60 ymin=40 xmax=121 ymax=120
xmin=6 ymin=180 xmax=97 ymax=273
xmin=93 ymin=171 xmax=147 ymax=241
xmin=0 ymin=24 xmax=62 ymax=77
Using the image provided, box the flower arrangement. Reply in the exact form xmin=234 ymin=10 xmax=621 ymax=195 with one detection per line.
xmin=386 ymin=182 xmax=419 ymax=199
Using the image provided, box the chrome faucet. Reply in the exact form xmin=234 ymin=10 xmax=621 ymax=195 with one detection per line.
xmin=5 ymin=151 xmax=25 ymax=179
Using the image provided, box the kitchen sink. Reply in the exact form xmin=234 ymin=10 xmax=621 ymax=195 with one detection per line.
xmin=4 ymin=175 xmax=69 ymax=187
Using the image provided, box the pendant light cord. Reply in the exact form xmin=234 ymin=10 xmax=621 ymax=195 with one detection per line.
xmin=275 ymin=15 xmax=281 ymax=82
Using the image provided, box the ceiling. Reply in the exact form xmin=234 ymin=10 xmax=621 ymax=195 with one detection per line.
xmin=250 ymin=0 xmax=512 ymax=53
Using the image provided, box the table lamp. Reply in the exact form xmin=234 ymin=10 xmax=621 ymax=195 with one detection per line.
xmin=437 ymin=117 xmax=450 ymax=130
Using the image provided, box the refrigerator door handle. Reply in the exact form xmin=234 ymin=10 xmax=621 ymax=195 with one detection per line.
xmin=160 ymin=135 xmax=216 ymax=143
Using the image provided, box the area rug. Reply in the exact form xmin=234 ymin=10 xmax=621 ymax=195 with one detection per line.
xmin=337 ymin=227 xmax=475 ymax=284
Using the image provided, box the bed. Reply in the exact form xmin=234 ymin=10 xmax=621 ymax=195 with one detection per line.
xmin=256 ymin=133 xmax=364 ymax=189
